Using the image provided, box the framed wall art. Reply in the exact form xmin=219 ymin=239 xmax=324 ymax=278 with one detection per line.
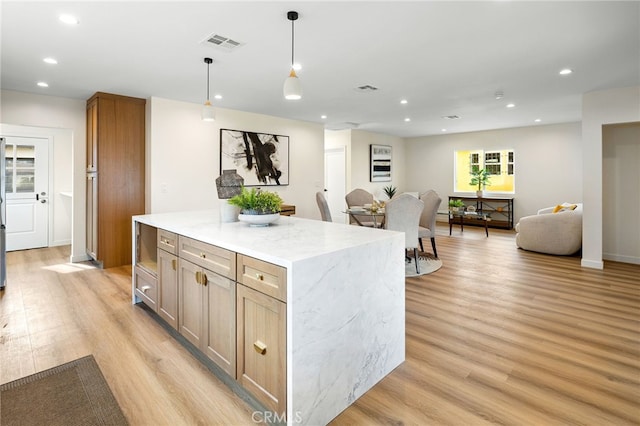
xmin=370 ymin=144 xmax=392 ymax=182
xmin=220 ymin=129 xmax=289 ymax=186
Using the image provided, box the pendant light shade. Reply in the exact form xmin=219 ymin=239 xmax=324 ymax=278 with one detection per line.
xmin=284 ymin=69 xmax=302 ymax=100
xmin=284 ymin=11 xmax=302 ymax=100
xmin=202 ymin=57 xmax=215 ymax=121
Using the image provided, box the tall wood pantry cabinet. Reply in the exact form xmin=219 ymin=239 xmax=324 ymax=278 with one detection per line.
xmin=86 ymin=92 xmax=146 ymax=268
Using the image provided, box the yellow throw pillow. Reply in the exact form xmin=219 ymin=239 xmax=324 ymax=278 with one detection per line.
xmin=552 ymin=204 xmax=578 ymax=213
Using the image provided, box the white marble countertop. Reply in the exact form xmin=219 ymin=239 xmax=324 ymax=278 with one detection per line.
xmin=133 ymin=210 xmax=401 ymax=268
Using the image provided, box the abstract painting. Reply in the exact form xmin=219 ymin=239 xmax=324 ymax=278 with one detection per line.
xmin=370 ymin=144 xmax=391 ymax=182
xmin=220 ymin=129 xmax=289 ymax=186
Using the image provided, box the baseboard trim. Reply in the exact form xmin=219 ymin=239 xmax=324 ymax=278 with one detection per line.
xmin=581 ymin=258 xmax=604 ymax=269
xmin=603 ymin=253 xmax=640 ymax=265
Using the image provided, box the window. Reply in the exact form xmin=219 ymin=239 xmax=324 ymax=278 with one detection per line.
xmin=454 ymin=149 xmax=515 ymax=193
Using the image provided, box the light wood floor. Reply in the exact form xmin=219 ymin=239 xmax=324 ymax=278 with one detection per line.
xmin=1 ymin=224 xmax=639 ymax=425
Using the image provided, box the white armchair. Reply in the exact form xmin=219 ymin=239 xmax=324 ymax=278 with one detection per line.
xmin=515 ymin=203 xmax=583 ymax=255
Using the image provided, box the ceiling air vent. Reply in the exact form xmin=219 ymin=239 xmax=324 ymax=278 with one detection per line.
xmin=354 ymin=84 xmax=379 ymax=92
xmin=202 ymin=33 xmax=244 ymax=52
xmin=442 ymin=115 xmax=461 ymax=120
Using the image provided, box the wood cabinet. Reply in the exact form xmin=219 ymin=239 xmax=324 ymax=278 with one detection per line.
xmin=133 ymin=225 xmax=287 ymax=416
xmin=449 ymin=196 xmax=514 ymax=229
xmin=86 ymin=92 xmax=146 ymax=268
xmin=178 ymin=237 xmax=236 ymax=377
xmin=236 ymin=255 xmax=287 ymax=414
xmin=157 ymin=229 xmax=178 ymax=329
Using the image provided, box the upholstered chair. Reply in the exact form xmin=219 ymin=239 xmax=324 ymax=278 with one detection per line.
xmin=345 ymin=188 xmax=375 ymax=227
xmin=515 ymin=203 xmax=583 ymax=255
xmin=418 ymin=190 xmax=442 ymax=258
xmin=385 ymin=193 xmax=425 ymax=274
xmin=316 ymin=191 xmax=332 ymax=222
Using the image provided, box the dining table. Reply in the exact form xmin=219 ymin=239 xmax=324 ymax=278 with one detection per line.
xmin=344 ymin=206 xmax=386 ymax=228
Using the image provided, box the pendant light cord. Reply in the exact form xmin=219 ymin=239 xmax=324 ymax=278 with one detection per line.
xmin=207 ymin=63 xmax=210 ymax=101
xmin=291 ymin=19 xmax=295 ymax=67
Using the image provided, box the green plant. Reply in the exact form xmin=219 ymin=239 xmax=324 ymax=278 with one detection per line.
xmin=383 ymin=185 xmax=397 ymax=199
xmin=448 ymin=199 xmax=464 ymax=208
xmin=469 ymin=166 xmax=491 ymax=191
xmin=228 ymin=187 xmax=283 ymax=214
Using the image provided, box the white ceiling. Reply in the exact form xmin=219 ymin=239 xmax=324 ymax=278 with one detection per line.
xmin=1 ymin=1 xmax=639 ymax=137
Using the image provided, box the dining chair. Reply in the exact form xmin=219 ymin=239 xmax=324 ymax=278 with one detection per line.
xmin=385 ymin=193 xmax=424 ymax=274
xmin=418 ymin=190 xmax=442 ymax=258
xmin=316 ymin=191 xmax=332 ymax=222
xmin=345 ymin=188 xmax=375 ymax=227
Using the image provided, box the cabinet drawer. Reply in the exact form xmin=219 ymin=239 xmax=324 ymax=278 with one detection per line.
xmin=157 ymin=229 xmax=178 ymax=255
xmin=237 ymin=255 xmax=287 ymax=303
xmin=135 ymin=265 xmax=158 ymax=311
xmin=179 ymin=236 xmax=236 ymax=280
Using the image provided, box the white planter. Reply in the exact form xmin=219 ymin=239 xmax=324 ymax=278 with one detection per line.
xmin=238 ymin=213 xmax=280 ymax=227
xmin=220 ymin=200 xmax=240 ymax=222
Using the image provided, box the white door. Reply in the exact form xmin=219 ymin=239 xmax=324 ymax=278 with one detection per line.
xmin=324 ymin=148 xmax=347 ymax=223
xmin=4 ymin=137 xmax=50 ymax=251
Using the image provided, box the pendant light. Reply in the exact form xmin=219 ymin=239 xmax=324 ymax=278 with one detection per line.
xmin=283 ymin=11 xmax=302 ymax=100
xmin=202 ymin=57 xmax=215 ymax=121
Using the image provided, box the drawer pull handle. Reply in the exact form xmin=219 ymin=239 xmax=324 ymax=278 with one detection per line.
xmin=195 ymin=271 xmax=202 ymax=285
xmin=202 ymin=273 xmax=208 ymax=287
xmin=253 ymin=340 xmax=267 ymax=355
xmin=141 ymin=285 xmax=151 ymax=293
xmin=200 ymin=252 xmax=206 ymax=258
xmin=171 ymin=259 xmax=177 ymax=271
xmin=256 ymin=273 xmax=264 ymax=281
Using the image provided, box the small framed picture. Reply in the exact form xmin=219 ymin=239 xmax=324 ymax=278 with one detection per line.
xmin=370 ymin=144 xmax=391 ymax=182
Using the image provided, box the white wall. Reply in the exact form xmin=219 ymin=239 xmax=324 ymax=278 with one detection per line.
xmin=404 ymin=122 xmax=583 ymax=224
xmin=349 ymin=130 xmax=406 ymax=201
xmin=603 ymin=122 xmax=640 ymax=264
xmin=0 ymin=90 xmax=84 ymax=258
xmin=148 ymin=97 xmax=325 ymax=219
xmin=582 ymin=86 xmax=640 ymax=269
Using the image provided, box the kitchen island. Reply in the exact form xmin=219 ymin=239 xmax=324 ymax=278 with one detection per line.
xmin=132 ymin=211 xmax=405 ymax=425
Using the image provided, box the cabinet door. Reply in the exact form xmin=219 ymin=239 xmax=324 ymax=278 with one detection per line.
xmin=86 ymin=99 xmax=98 ymax=172
xmin=86 ymin=172 xmax=98 ymax=260
xmin=158 ymin=249 xmax=178 ymax=330
xmin=204 ymin=271 xmax=236 ymax=377
xmin=237 ymin=284 xmax=286 ymax=415
xmin=178 ymin=259 xmax=204 ymax=348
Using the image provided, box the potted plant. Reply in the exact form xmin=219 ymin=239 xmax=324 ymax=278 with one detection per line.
xmin=448 ymin=199 xmax=465 ymax=212
xmin=469 ymin=166 xmax=491 ymax=197
xmin=383 ymin=185 xmax=397 ymax=199
xmin=228 ymin=187 xmax=283 ymax=226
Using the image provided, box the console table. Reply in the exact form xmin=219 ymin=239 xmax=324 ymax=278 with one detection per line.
xmin=448 ymin=196 xmax=514 ymax=230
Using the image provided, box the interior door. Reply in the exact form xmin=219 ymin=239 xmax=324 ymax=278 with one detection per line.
xmin=4 ymin=136 xmax=49 ymax=251
xmin=324 ymin=147 xmax=347 ymax=223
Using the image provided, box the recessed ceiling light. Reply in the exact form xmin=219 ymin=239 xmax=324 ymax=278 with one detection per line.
xmin=214 ymin=94 xmax=222 ymax=100
xmin=400 ymin=99 xmax=408 ymax=104
xmin=37 ymin=82 xmax=49 ymax=87
xmin=441 ymin=128 xmax=447 ymax=132
xmin=321 ymin=115 xmax=327 ymax=119
xmin=534 ymin=118 xmax=541 ymax=123
xmin=404 ymin=118 xmax=411 ymax=122
xmin=59 ymin=14 xmax=79 ymax=25
xmin=43 ymin=57 xmax=58 ymax=65
xmin=559 ymin=68 xmax=573 ymax=75
xmin=506 ymin=103 xmax=515 ymax=108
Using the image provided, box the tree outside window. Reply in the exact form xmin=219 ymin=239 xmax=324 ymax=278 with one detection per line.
xmin=454 ymin=149 xmax=515 ymax=193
